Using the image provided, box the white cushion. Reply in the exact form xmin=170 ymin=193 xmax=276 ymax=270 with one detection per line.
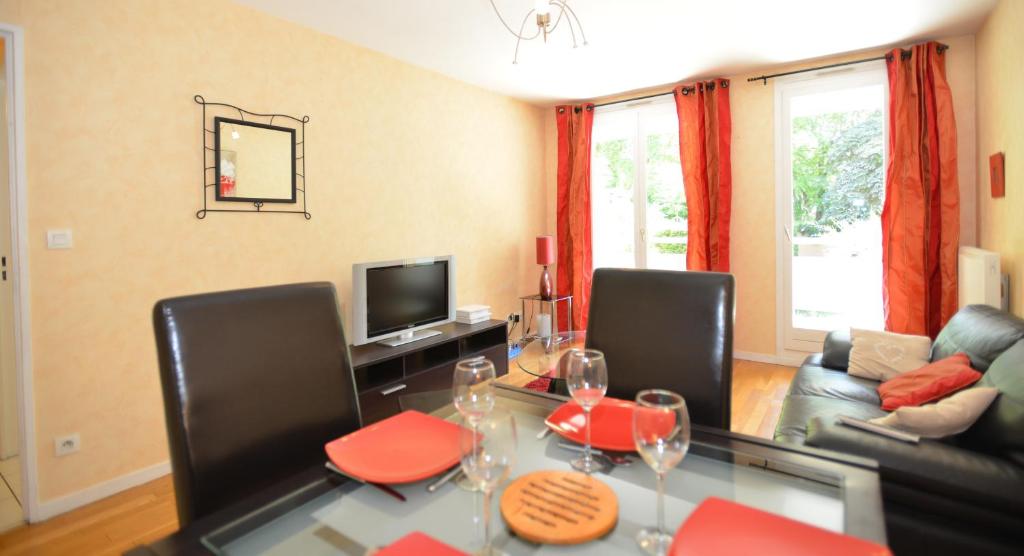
xmin=847 ymin=328 xmax=932 ymax=381
xmin=870 ymin=387 xmax=1000 ymax=438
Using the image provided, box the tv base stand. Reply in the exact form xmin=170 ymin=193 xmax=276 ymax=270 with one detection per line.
xmin=376 ymin=328 xmax=443 ymax=347
xmin=350 ymin=320 xmax=508 ymax=424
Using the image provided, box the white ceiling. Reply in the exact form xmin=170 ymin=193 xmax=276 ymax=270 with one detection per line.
xmin=234 ymin=0 xmax=997 ymax=105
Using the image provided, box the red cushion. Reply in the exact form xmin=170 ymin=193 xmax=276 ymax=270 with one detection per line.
xmin=877 ymin=353 xmax=981 ymax=411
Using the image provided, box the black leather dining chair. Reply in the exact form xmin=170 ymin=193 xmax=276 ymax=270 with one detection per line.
xmin=152 ymin=282 xmax=361 ymax=526
xmin=585 ymin=268 xmax=735 ymax=430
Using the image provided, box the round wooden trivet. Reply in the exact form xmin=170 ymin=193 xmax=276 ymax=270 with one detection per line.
xmin=500 ymin=470 xmax=618 ymax=545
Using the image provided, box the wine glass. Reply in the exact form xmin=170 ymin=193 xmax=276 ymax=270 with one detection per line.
xmin=633 ymin=389 xmax=690 ymax=556
xmin=564 ymin=349 xmax=608 ymax=474
xmin=459 ymin=409 xmax=517 ymax=556
xmin=453 ymin=357 xmax=496 ymax=493
xmin=453 ymin=357 xmax=496 ymax=427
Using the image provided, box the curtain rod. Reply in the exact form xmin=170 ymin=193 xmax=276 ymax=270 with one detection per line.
xmin=747 ymin=43 xmax=949 ymax=85
xmin=746 ymin=55 xmax=886 ymax=85
xmin=594 ymin=91 xmax=674 ymax=109
xmin=589 ymin=43 xmax=951 ymax=107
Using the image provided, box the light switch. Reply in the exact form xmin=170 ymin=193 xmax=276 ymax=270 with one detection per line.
xmin=47 ymin=229 xmax=73 ymax=249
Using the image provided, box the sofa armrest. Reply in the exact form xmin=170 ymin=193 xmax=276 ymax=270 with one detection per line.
xmin=821 ymin=329 xmax=851 ymax=370
xmin=805 ymin=417 xmax=1024 ymax=514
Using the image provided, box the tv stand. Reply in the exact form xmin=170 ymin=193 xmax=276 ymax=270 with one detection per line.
xmin=377 ymin=329 xmax=443 ymax=347
xmin=350 ymin=320 xmax=508 ymax=424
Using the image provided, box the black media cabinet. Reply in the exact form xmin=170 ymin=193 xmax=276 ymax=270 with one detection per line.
xmin=349 ymin=320 xmax=509 ymax=424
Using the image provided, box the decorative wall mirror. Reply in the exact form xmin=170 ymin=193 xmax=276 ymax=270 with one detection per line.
xmin=194 ymin=95 xmax=311 ymax=219
xmin=214 ymin=117 xmax=296 ymax=203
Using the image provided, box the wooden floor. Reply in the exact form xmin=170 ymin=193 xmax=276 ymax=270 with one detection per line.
xmin=0 ymin=359 xmax=794 ymax=555
xmin=0 ymin=474 xmax=178 ymax=556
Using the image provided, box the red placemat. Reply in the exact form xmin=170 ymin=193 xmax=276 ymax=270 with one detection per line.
xmin=545 ymin=398 xmax=636 ymax=452
xmin=670 ymin=497 xmax=892 ymax=556
xmin=375 ymin=532 xmax=467 ymax=556
xmin=325 ymin=410 xmax=462 ymax=484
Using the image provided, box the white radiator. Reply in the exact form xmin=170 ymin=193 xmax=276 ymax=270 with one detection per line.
xmin=958 ymin=247 xmax=1001 ymax=309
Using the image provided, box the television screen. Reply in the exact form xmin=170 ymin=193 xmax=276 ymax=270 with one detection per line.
xmin=366 ymin=260 xmax=450 ymax=337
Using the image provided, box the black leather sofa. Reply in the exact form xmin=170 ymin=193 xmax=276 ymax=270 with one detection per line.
xmin=773 ymin=305 xmax=1024 ymax=555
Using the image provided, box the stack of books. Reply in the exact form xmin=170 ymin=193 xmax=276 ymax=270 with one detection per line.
xmin=456 ymin=304 xmax=491 ymax=325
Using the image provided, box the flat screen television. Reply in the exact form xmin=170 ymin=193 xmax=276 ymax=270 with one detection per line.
xmin=351 ymin=256 xmax=455 ymax=346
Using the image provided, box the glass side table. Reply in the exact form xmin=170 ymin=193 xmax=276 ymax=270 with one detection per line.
xmin=518 ymin=293 xmax=572 ymax=345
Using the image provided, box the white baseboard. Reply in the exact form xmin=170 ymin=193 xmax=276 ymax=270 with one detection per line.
xmin=734 ymin=350 xmax=808 ymax=367
xmin=33 ymin=460 xmax=171 ymax=522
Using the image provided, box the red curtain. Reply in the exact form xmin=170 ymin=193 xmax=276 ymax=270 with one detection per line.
xmin=882 ymin=42 xmax=959 ymax=338
xmin=674 ymin=79 xmax=733 ymax=272
xmin=555 ymin=104 xmax=594 ymax=331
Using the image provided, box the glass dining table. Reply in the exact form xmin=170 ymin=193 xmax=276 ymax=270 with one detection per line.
xmin=129 ymin=384 xmax=886 ymax=555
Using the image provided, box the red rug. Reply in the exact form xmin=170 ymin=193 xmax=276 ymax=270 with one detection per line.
xmin=524 ymin=377 xmax=551 ymax=392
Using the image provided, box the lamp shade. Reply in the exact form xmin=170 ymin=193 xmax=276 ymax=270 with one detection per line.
xmin=536 ymin=235 xmax=555 ymax=265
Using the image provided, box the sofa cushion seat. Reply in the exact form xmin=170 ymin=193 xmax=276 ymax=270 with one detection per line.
xmin=806 ymin=417 xmax=1024 ymax=515
xmin=788 ymin=362 xmax=882 ymax=405
xmin=773 ymin=395 xmax=887 ymax=443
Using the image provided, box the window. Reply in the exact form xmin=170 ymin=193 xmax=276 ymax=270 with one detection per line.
xmin=776 ymin=64 xmax=887 ymax=351
xmin=591 ymin=101 xmax=686 ymax=271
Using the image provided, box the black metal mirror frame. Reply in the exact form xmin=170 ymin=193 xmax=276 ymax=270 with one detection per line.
xmin=213 ymin=116 xmax=297 ymax=204
xmin=195 ymin=95 xmax=311 ymax=219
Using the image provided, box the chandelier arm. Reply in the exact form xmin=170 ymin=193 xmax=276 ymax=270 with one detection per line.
xmin=513 ymin=8 xmax=537 ymax=63
xmin=557 ymin=1 xmax=589 ymax=45
xmin=561 ymin=5 xmax=580 ymax=48
xmin=489 ymin=0 xmax=541 ymax=40
xmin=545 ymin=1 xmax=567 ymax=34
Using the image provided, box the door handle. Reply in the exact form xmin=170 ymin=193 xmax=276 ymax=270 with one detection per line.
xmin=783 ymin=226 xmax=793 ymax=243
xmin=380 ymin=384 xmax=407 ymax=396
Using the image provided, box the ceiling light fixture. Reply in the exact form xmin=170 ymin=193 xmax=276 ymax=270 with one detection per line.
xmin=489 ymin=0 xmax=588 ymax=64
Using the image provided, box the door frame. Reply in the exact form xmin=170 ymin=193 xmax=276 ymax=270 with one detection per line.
xmin=0 ymin=22 xmax=38 ymax=522
xmin=773 ymin=62 xmax=888 ymax=353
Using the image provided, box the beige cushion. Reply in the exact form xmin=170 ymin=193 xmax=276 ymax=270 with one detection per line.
xmin=870 ymin=387 xmax=1000 ymax=438
xmin=848 ymin=329 xmax=931 ymax=381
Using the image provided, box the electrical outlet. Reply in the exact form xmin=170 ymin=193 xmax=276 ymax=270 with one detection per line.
xmin=55 ymin=433 xmax=81 ymax=457
xmin=507 ymin=313 xmax=521 ymax=323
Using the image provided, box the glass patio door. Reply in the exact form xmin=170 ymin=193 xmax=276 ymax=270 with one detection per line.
xmin=591 ymin=100 xmax=687 ymax=271
xmin=776 ymin=64 xmax=887 ymax=351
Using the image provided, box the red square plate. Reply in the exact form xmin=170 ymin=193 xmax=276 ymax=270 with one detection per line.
xmin=375 ymin=532 xmax=467 ymax=556
xmin=670 ymin=497 xmax=892 ymax=556
xmin=544 ymin=398 xmax=636 ymax=452
xmin=325 ymin=410 xmax=463 ymax=484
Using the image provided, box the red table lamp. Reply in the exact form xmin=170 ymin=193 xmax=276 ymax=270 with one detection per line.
xmin=536 ymin=235 xmax=555 ymax=300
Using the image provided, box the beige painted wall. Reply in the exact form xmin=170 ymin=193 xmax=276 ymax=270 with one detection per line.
xmin=0 ymin=0 xmax=546 ymax=502
xmin=976 ymin=0 xmax=1024 ymax=316
xmin=544 ymin=35 xmax=978 ymax=356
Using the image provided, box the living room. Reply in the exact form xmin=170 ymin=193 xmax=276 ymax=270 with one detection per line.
xmin=0 ymin=0 xmax=1020 ymax=554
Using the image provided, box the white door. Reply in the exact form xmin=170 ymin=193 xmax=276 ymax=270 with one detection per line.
xmin=775 ymin=64 xmax=888 ymax=351
xmin=591 ymin=100 xmax=687 ymax=271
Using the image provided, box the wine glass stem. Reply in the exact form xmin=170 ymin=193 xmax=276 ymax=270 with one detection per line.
xmin=656 ymin=471 xmax=666 ymax=536
xmin=584 ymin=407 xmax=592 ymax=466
xmin=483 ymin=488 xmax=493 ymax=550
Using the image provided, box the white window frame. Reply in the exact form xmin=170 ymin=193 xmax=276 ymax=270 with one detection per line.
xmin=592 ymin=98 xmax=682 ymax=270
xmin=774 ymin=62 xmax=888 ymax=353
